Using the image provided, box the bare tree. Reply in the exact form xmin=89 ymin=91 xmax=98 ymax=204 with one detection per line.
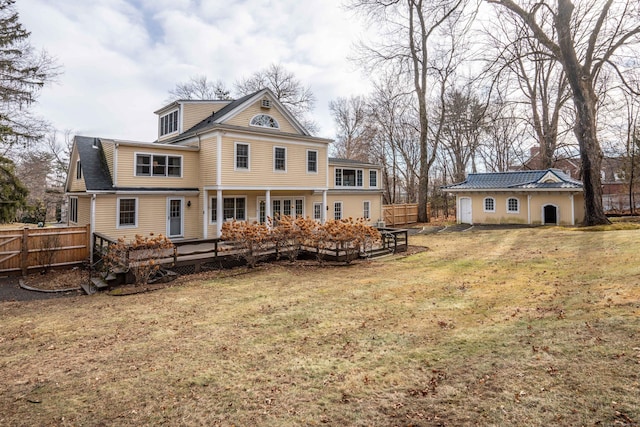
xmin=167 ymin=75 xmax=232 ymax=101
xmin=349 ymin=0 xmax=478 ymax=222
xmin=329 ymin=96 xmax=372 ymax=162
xmin=235 ymin=63 xmax=317 ymax=133
xmin=484 ymin=10 xmax=572 ymax=169
xmin=486 ymin=0 xmax=640 ymax=225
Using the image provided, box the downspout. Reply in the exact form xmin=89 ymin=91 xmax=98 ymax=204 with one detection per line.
xmin=570 ymin=193 xmax=575 ymax=226
xmin=90 ymin=194 xmax=96 ymax=264
xmin=216 ymin=133 xmax=223 ymax=237
xmin=527 ymin=194 xmax=532 ymax=225
xmin=113 ymin=143 xmax=118 ymax=187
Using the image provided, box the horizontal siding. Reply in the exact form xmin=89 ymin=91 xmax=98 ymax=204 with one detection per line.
xmin=183 ymin=102 xmax=219 ymax=131
xmin=199 ymin=134 xmax=218 ymax=187
xmin=327 ymin=194 xmax=383 ymax=225
xmin=220 ymin=136 xmax=327 ymax=188
xmin=115 ymin=145 xmax=200 ymax=188
xmin=94 ymin=194 xmax=201 ymax=242
xmin=225 ymin=101 xmax=299 ymax=134
xmin=68 ymin=147 xmax=87 ymax=192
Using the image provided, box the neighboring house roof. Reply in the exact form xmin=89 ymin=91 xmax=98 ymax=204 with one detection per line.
xmin=442 ymin=169 xmax=583 ymax=191
xmin=74 ymin=136 xmax=113 ymax=191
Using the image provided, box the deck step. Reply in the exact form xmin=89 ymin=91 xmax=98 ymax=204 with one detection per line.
xmin=91 ymin=277 xmax=110 ymax=289
xmin=80 ymin=281 xmax=97 ymax=295
xmin=102 ymin=272 xmax=117 ymax=282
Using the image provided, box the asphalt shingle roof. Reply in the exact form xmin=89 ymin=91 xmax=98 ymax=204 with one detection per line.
xmin=75 ymin=136 xmax=113 ymax=191
xmin=442 ymin=169 xmax=583 ymax=190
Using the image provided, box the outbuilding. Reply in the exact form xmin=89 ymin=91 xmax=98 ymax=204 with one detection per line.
xmin=442 ymin=169 xmax=584 ymax=226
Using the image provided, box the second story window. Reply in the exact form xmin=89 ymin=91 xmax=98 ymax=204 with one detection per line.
xmin=274 ymin=147 xmax=286 ymax=171
xmin=160 ymin=110 xmax=179 ymax=136
xmin=335 ymin=168 xmax=363 ymax=187
xmin=136 ymin=154 xmax=182 ymax=177
xmin=369 ymin=170 xmax=377 ymax=188
xmin=235 ymin=143 xmax=249 ymax=170
xmin=307 ymin=150 xmax=317 ymax=173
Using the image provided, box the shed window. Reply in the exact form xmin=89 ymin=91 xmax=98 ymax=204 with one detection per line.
xmin=507 ymin=197 xmax=519 ymax=213
xmin=484 ymin=197 xmax=495 ymax=212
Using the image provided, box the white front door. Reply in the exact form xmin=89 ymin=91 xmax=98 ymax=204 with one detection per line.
xmin=167 ymin=198 xmax=183 ymax=237
xmin=459 ymin=197 xmax=472 ymax=224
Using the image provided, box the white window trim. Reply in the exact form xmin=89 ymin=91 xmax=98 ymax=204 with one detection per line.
xmin=134 ymin=152 xmax=183 ymax=178
xmin=250 ymin=113 xmax=280 ymax=129
xmin=506 ymin=197 xmax=520 ymax=214
xmin=483 ymin=197 xmax=496 ymax=213
xmin=234 ymin=142 xmax=251 ymax=171
xmin=306 ymin=149 xmax=318 ymax=174
xmin=334 ymin=201 xmax=343 ymax=220
xmin=273 ymin=146 xmax=287 ymax=173
xmin=159 ymin=109 xmax=179 ymax=137
xmin=256 ymin=196 xmax=305 ymax=220
xmin=363 ymin=200 xmax=371 ymax=220
xmin=117 ymin=197 xmax=138 ymax=229
xmin=210 ymin=196 xmax=247 ymax=224
xmin=369 ymin=170 xmax=378 ymax=189
xmin=335 ymin=168 xmax=365 ymax=188
xmin=69 ymin=196 xmax=78 ymax=224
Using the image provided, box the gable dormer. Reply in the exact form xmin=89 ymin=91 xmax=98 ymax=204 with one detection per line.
xmin=155 ymin=100 xmax=233 ymax=141
xmin=537 ymin=170 xmax=562 ymax=184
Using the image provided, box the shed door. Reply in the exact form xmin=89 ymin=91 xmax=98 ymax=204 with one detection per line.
xmin=459 ymin=197 xmax=472 ymax=224
xmin=543 ymin=205 xmax=558 ymax=225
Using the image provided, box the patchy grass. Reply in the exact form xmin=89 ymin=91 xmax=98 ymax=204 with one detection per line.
xmin=1 ymin=227 xmax=639 ymax=426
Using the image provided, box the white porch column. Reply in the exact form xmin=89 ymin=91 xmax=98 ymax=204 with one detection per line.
xmin=265 ymin=190 xmax=271 ymax=226
xmin=216 ymin=190 xmax=223 ymax=237
xmin=527 ymin=194 xmax=532 ymax=224
xmin=203 ymin=191 xmax=208 ymax=239
xmin=322 ymin=190 xmax=327 ymax=223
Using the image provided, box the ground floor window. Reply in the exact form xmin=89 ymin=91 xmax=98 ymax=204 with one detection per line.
xmin=363 ymin=201 xmax=370 ymax=219
xmin=69 ymin=197 xmax=78 ymax=223
xmin=211 ymin=197 xmax=246 ymax=222
xmin=484 ymin=197 xmax=495 ymax=212
xmin=118 ymin=198 xmax=137 ymax=227
xmin=334 ymin=201 xmax=343 ymax=220
xmin=260 ymin=197 xmax=305 ymax=223
xmin=507 ymin=197 xmax=519 ymax=213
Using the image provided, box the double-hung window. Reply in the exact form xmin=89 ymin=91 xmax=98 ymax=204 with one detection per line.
xmin=118 ymin=198 xmax=137 ymax=228
xmin=274 ymin=147 xmax=286 ymax=171
xmin=235 ymin=143 xmax=249 ymax=170
xmin=334 ymin=202 xmax=343 ymax=220
xmin=363 ymin=201 xmax=370 ymax=220
xmin=135 ymin=154 xmax=181 ymax=177
xmin=313 ymin=203 xmax=322 ymax=221
xmin=211 ymin=197 xmax=246 ymax=222
xmin=307 ymin=150 xmax=318 ymax=173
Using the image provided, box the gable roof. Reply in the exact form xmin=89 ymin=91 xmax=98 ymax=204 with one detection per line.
xmin=72 ymin=136 xmax=113 ymax=191
xmin=329 ymin=157 xmax=381 ymax=169
xmin=162 ymin=88 xmax=313 ymax=144
xmin=442 ymin=169 xmax=583 ymax=192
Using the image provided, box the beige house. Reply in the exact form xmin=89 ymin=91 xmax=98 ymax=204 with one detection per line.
xmin=443 ymin=169 xmax=584 ymax=226
xmin=65 ymin=89 xmax=383 ymax=242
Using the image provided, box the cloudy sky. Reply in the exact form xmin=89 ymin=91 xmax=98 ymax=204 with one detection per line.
xmin=18 ymin=0 xmax=373 ymax=141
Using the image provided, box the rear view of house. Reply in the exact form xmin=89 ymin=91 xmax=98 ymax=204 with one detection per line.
xmin=65 ymin=89 xmax=383 ymax=242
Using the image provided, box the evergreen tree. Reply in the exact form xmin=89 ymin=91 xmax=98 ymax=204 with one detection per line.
xmin=0 ymin=0 xmax=57 ymax=147
xmin=0 ymin=155 xmax=27 ymax=222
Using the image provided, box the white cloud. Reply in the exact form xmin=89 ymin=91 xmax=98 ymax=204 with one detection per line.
xmin=17 ymin=0 xmax=373 ymax=141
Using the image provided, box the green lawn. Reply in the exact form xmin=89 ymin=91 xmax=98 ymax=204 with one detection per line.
xmin=1 ymin=227 xmax=639 ymax=426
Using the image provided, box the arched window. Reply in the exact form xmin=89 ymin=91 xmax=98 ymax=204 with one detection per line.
xmin=507 ymin=197 xmax=519 ymax=213
xmin=250 ymin=114 xmax=279 ymax=129
xmin=484 ymin=197 xmax=495 ymax=212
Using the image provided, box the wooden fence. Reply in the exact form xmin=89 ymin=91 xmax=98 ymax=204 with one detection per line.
xmin=383 ymin=204 xmax=425 ymax=226
xmin=0 ymin=224 xmax=91 ymax=275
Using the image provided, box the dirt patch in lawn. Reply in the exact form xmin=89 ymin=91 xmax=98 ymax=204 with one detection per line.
xmin=20 ymin=268 xmax=88 ymax=291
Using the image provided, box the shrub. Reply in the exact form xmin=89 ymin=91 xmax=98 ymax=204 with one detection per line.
xmin=105 ymin=234 xmax=174 ymax=285
xmin=221 ymin=220 xmax=272 ymax=268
